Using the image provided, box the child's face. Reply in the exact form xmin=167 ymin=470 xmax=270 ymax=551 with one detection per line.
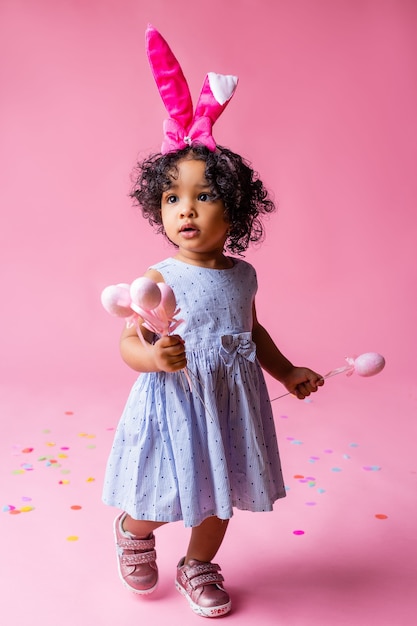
xmin=161 ymin=158 xmax=230 ymax=263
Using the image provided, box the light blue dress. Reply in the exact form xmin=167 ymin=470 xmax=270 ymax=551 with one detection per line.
xmin=102 ymin=257 xmax=286 ymax=527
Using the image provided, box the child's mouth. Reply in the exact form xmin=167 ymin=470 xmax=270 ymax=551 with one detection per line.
xmin=180 ymin=225 xmax=199 ymax=238
xmin=180 ymin=228 xmax=198 ymax=239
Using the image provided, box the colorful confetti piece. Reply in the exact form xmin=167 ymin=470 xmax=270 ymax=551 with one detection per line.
xmin=19 ymin=506 xmax=34 ymax=513
xmin=66 ymin=536 xmax=79 ymax=541
xmin=293 ymin=530 xmax=305 ymax=535
xmin=375 ymin=514 xmax=388 ymax=520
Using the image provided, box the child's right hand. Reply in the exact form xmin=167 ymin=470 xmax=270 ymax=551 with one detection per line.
xmin=153 ymin=335 xmax=187 ymax=372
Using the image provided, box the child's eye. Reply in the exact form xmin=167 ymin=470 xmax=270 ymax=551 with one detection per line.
xmin=165 ymin=194 xmax=178 ymax=204
xmin=198 ymin=192 xmax=212 ymax=202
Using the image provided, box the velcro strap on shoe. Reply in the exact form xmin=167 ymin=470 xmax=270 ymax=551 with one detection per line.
xmin=120 ymin=549 xmax=157 ymax=566
xmin=117 ymin=535 xmax=155 ymax=551
xmin=186 ymin=561 xmax=221 ymax=578
xmin=189 ymin=571 xmax=225 ymax=590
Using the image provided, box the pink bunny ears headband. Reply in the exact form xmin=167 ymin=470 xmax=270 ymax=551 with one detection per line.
xmin=146 ymin=24 xmax=238 ymax=154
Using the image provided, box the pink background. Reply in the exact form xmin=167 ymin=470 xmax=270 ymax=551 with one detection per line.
xmin=1 ymin=1 xmax=416 ymax=625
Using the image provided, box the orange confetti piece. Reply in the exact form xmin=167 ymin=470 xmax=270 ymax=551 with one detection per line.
xmin=70 ymin=505 xmax=82 ymax=510
xmin=375 ymin=514 xmax=388 ymax=520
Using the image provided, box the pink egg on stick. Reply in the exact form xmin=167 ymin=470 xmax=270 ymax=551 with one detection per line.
xmin=157 ymin=282 xmax=177 ymax=317
xmin=130 ymin=277 xmax=162 ymax=310
xmin=353 ymin=352 xmax=385 ymax=377
xmin=100 ymin=284 xmax=132 ymax=317
xmin=270 ymin=352 xmax=385 ymax=402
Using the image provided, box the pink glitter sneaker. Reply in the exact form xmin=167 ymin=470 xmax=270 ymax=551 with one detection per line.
xmin=176 ymin=558 xmax=231 ymax=618
xmin=113 ymin=513 xmax=158 ymax=594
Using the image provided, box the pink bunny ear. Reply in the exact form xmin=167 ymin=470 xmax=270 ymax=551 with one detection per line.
xmin=145 ymin=26 xmax=238 ymax=154
xmin=193 ymin=73 xmax=238 ymax=125
xmin=146 ymin=25 xmax=193 ymax=146
xmin=187 ymin=73 xmax=238 ymax=151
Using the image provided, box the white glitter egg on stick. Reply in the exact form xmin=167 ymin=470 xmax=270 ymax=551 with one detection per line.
xmin=130 ymin=277 xmax=161 ymax=311
xmin=354 ymin=352 xmax=385 ymax=377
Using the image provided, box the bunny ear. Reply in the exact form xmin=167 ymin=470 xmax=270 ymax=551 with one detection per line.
xmin=145 ymin=25 xmax=193 ymax=131
xmin=193 ymin=73 xmax=238 ymax=125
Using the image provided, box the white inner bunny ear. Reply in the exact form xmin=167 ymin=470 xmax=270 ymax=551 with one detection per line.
xmin=208 ymin=73 xmax=238 ymax=105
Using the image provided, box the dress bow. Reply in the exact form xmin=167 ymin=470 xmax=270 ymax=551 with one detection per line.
xmin=219 ymin=333 xmax=257 ymax=366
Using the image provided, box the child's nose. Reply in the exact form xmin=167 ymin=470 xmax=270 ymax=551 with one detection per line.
xmin=180 ymin=201 xmax=195 ymax=218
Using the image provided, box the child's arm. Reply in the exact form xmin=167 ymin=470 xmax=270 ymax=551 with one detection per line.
xmin=119 ymin=269 xmax=187 ymax=374
xmin=251 ymin=303 xmax=323 ymax=400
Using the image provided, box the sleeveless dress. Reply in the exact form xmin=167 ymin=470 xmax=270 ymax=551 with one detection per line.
xmin=102 ymin=257 xmax=286 ymax=528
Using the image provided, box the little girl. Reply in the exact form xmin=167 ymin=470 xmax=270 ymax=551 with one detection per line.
xmin=102 ymin=26 xmax=323 ymax=618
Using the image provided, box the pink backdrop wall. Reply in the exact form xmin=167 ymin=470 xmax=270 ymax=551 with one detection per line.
xmin=1 ymin=3 xmax=417 ymax=624
xmin=1 ymin=0 xmax=416 ymax=396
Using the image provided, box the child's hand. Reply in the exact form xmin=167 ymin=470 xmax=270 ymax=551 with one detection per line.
xmin=281 ymin=367 xmax=324 ymax=400
xmin=153 ymin=335 xmax=187 ymax=373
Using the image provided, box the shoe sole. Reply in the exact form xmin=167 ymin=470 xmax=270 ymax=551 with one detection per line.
xmin=113 ymin=515 xmax=158 ymax=595
xmin=175 ymin=580 xmax=231 ymax=618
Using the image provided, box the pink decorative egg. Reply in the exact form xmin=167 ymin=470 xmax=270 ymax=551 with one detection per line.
xmin=354 ymin=353 xmax=385 ymax=377
xmin=157 ymin=282 xmax=177 ymax=317
xmin=130 ymin=277 xmax=161 ymax=311
xmin=100 ymin=284 xmax=132 ymax=317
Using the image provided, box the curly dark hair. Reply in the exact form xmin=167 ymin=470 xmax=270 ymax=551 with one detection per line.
xmin=130 ymin=144 xmax=276 ymax=255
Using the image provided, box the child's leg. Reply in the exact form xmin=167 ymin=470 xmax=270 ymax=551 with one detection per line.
xmin=176 ymin=517 xmax=232 ymax=617
xmin=122 ymin=513 xmax=167 ymax=538
xmin=185 ymin=516 xmax=229 ymax=563
xmin=114 ymin=513 xmax=166 ymax=595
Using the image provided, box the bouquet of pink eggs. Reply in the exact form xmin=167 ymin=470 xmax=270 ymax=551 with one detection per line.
xmin=101 ymin=277 xmax=184 ymax=336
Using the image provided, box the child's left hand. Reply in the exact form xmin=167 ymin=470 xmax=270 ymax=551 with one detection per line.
xmin=281 ymin=367 xmax=324 ymax=400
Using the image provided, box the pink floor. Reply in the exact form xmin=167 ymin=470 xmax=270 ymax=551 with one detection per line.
xmin=1 ymin=371 xmax=416 ymax=626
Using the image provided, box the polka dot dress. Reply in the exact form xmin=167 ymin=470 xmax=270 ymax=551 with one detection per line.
xmin=102 ymin=258 xmax=286 ymax=527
